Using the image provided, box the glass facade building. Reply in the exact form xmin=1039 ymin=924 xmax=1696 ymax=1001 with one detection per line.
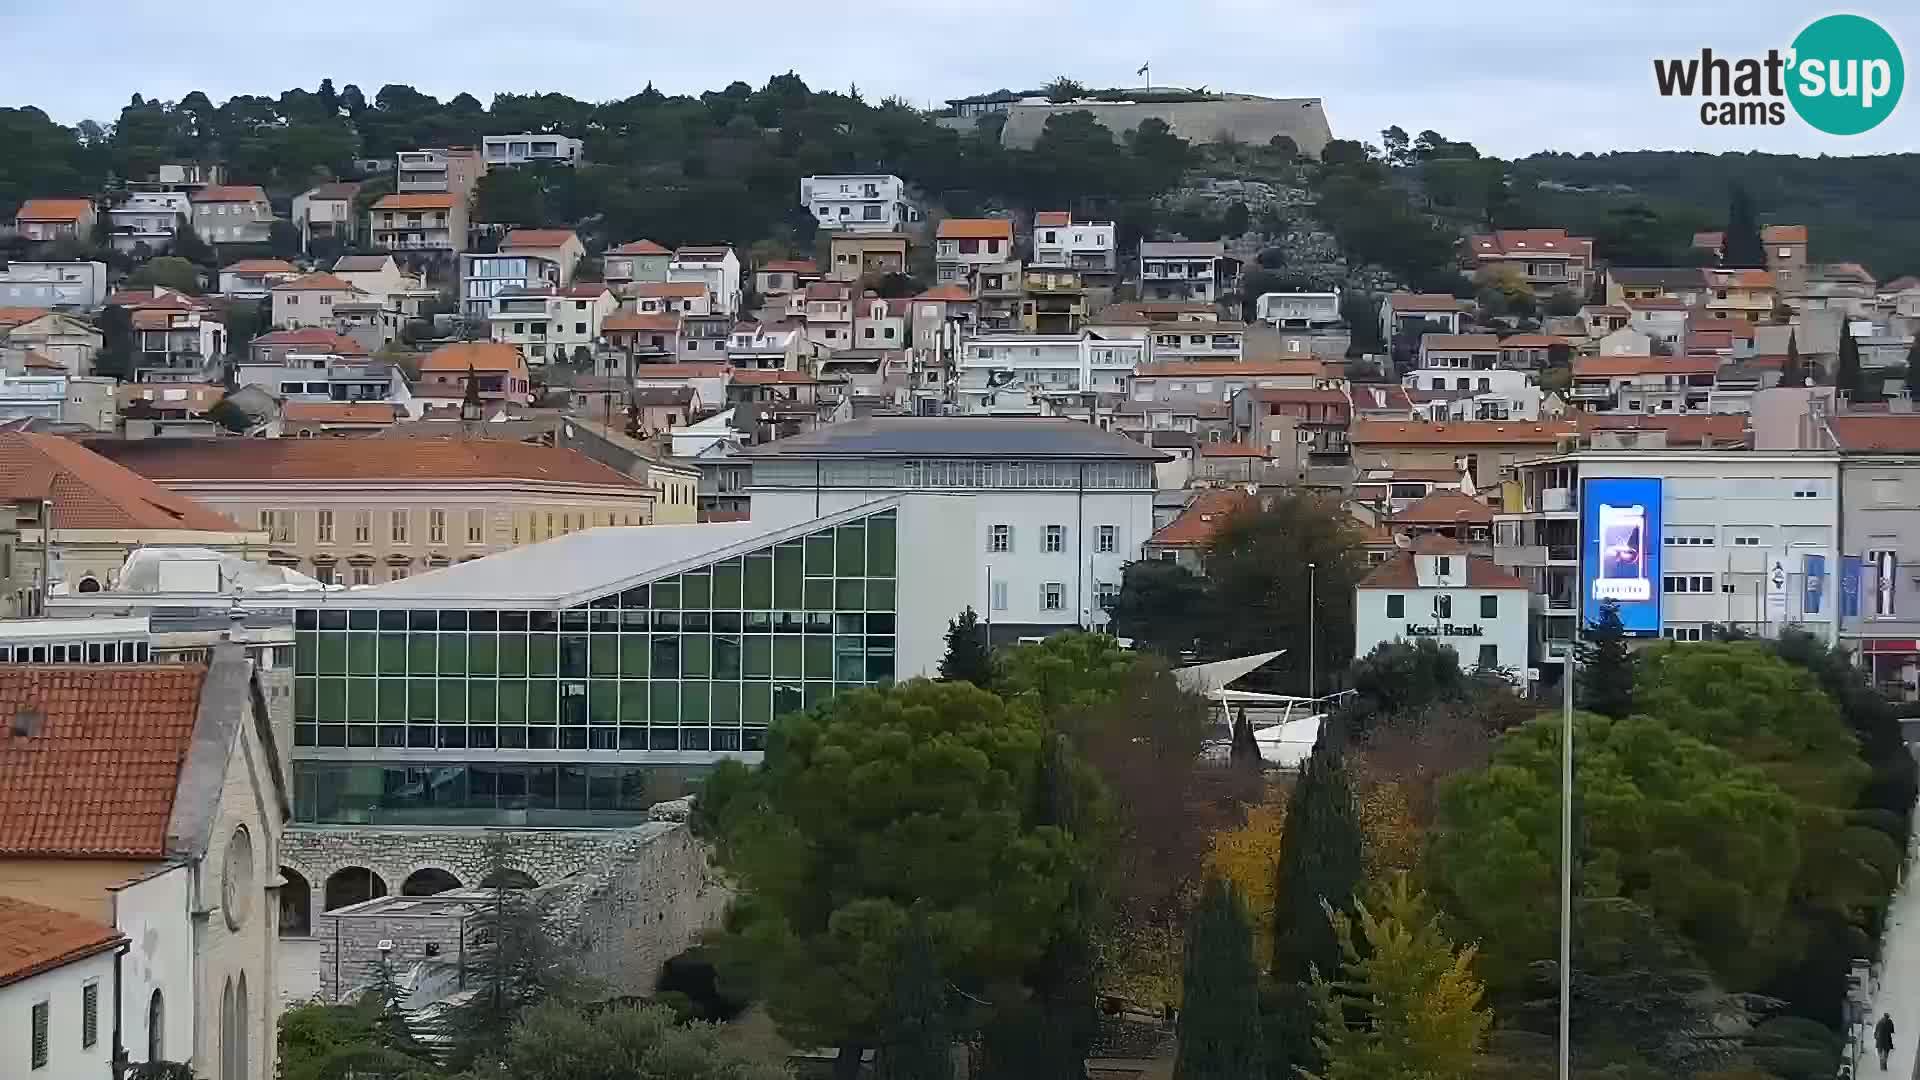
xmin=291 ymin=507 xmax=897 ymax=825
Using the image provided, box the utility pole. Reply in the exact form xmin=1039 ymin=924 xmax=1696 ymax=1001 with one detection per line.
xmin=1306 ymin=561 xmax=1317 ymax=700
xmin=1560 ymin=625 xmax=1576 ymax=1080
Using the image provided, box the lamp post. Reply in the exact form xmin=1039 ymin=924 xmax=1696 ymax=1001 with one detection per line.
xmin=1560 ymin=624 xmax=1576 ymax=1080
xmin=1306 ymin=561 xmax=1317 ymax=700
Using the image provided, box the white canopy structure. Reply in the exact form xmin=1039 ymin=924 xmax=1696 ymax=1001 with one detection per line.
xmin=1173 ymin=650 xmax=1285 ymax=695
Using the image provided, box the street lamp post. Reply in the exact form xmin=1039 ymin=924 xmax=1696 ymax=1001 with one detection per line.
xmin=1560 ymin=627 xmax=1576 ymax=1080
xmin=1307 ymin=561 xmax=1317 ymax=700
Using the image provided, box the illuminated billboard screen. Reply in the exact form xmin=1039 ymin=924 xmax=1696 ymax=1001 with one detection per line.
xmin=1581 ymin=476 xmax=1662 ymax=635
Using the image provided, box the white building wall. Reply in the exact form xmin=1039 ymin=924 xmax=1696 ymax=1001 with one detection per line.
xmin=1354 ymin=586 xmax=1530 ymax=677
xmin=113 ymin=865 xmax=195 ymax=1068
xmin=0 ymin=946 xmax=119 ymax=1077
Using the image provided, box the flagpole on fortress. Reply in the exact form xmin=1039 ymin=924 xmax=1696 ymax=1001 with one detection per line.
xmin=1138 ymin=62 xmax=1150 ymax=92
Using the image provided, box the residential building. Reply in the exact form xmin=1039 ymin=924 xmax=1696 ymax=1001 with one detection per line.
xmin=1569 ymin=355 xmax=1718 ymax=414
xmin=411 ymin=341 xmax=534 ymax=409
xmin=632 ymin=281 xmax=712 ymax=317
xmin=0 ymin=262 xmax=110 ymax=310
xmin=106 ymin=191 xmax=191 ymax=254
xmin=1604 ymin=267 xmax=1709 ymax=308
xmin=741 ymin=417 xmax=1164 ymax=637
xmin=1467 ymin=228 xmax=1596 ymax=301
xmin=0 ymin=652 xmax=288 ymax=1080
xmin=93 ymin=436 xmax=657 ymax=585
xmin=853 ymin=295 xmax=909 ymax=350
xmin=270 ymin=274 xmax=370 ymax=330
xmin=1388 ymin=489 xmax=1496 ymax=545
xmin=1148 ymin=321 xmax=1246 ymax=364
xmin=0 ymin=307 xmax=102 ymax=374
xmin=1700 ymin=267 xmax=1779 ymax=323
xmin=1030 ymin=212 xmax=1117 ymax=275
xmin=1128 ymin=358 xmax=1324 ymax=404
xmin=1255 ymin=290 xmax=1342 ymax=330
xmin=279 ymin=401 xmax=400 ymax=435
xmin=1404 ymin=336 xmax=1544 ymax=421
xmin=800 ymin=174 xmax=918 ymax=233
xmin=502 ymin=228 xmax=585 ymax=286
xmin=189 ymin=185 xmax=273 ymax=245
xmin=369 ymin=193 xmax=464 ymax=256
xmin=1143 ymin=487 xmax=1250 ymax=571
xmin=117 ymin=383 xmax=224 ymax=432
xmin=956 ymin=333 xmax=1144 ymax=415
xmin=328 ymin=254 xmax=416 ymax=308
xmin=679 ymin=315 xmax=733 ymax=364
xmin=131 ymin=300 xmax=225 ymax=385
xmin=801 ymin=281 xmax=855 ymax=351
xmin=1234 ymin=387 xmax=1353 ymax=485
xmin=1575 ymin=413 xmax=1750 ymax=450
xmin=291 ymin=181 xmax=361 ymax=253
xmin=484 ymin=132 xmax=586 ymax=167
xmin=601 ymin=311 xmax=683 ymax=366
xmin=396 ymin=147 xmax=486 ymax=199
xmin=0 ymin=373 xmax=118 ymax=431
xmin=1693 ymin=224 xmax=1809 ymax=291
xmin=236 ymin=346 xmax=405 ymax=409
xmin=1497 ymin=333 xmax=1569 ymax=371
xmin=10 ymin=198 xmax=96 ymax=243
xmin=669 ymin=246 xmax=744 ymax=317
xmin=1379 ymin=293 xmax=1470 ymax=341
xmin=827 ymin=232 xmax=911 ymax=283
xmin=1350 ymin=418 xmax=1578 ymax=492
xmin=753 ymin=260 xmax=819 ymax=309
xmin=248 ymin=327 xmax=369 ymax=368
xmin=144 ymin=161 xmax=227 ymax=189
xmin=603 ymin=240 xmax=672 ymax=292
xmin=1821 ymin=414 xmax=1920 ymax=697
xmin=489 ymin=284 xmax=617 ymax=367
xmin=0 ymin=896 xmax=125 ymax=1077
xmin=936 ymin=218 xmax=1017 ymax=289
xmin=460 ymin=249 xmax=561 ymax=321
xmin=1019 ymin=268 xmax=1089 ymax=334
xmin=1355 ymin=535 xmax=1529 ymax=681
xmin=220 ymin=259 xmax=301 ymax=299
xmin=1138 ymin=241 xmax=1237 ymax=304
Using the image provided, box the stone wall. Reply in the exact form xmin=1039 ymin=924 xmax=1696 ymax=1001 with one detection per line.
xmin=999 ymin=97 xmax=1334 ymax=156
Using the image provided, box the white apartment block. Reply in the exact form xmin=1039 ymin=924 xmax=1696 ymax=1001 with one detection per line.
xmin=1031 ymin=213 xmax=1116 ymax=274
xmin=800 ymin=175 xmax=919 ymax=233
xmin=107 ymin=192 xmax=190 ymax=254
xmin=1147 ymin=323 xmax=1246 ymax=364
xmin=669 ymin=247 xmax=743 ymax=317
xmin=1256 ymin=291 xmax=1341 ymax=329
xmin=484 ymin=133 xmax=585 ymax=167
xmin=956 ymin=333 xmax=1145 ymax=415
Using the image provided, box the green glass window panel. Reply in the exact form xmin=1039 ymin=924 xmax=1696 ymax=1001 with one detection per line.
xmin=681 ymin=682 xmax=709 ymax=725
xmin=378 ymin=633 xmax=408 ymax=675
xmin=772 ymin=636 xmax=803 ymax=678
xmin=438 ymin=633 xmax=467 ymax=675
xmin=408 ymin=678 xmax=436 ymax=719
xmin=745 ymin=554 xmax=773 ymax=608
xmin=803 ymin=533 xmax=834 ymax=577
xmin=590 ymin=682 xmax=618 ymax=724
xmin=714 ymin=636 xmax=743 ymax=679
xmin=835 ymin=524 xmax=867 ymax=575
xmin=773 ymin=543 xmax=803 ymax=607
xmin=804 ymin=579 xmax=832 ymax=611
xmin=712 ymin=683 xmax=740 ymax=726
xmin=438 ymin=679 xmax=467 ymax=722
xmin=713 ymin=561 xmax=743 ymax=608
xmin=469 ymin=633 xmax=498 ymax=675
xmin=620 ymin=636 xmax=650 ymax=677
xmin=295 ymin=679 xmax=317 ymax=720
xmin=527 ymin=680 xmax=558 ymax=723
xmin=560 ymin=636 xmax=589 ymax=677
xmin=682 ymin=571 xmax=711 ymax=608
xmin=317 ymin=632 xmax=347 ymax=675
xmin=651 ymin=635 xmax=680 ymax=677
xmin=497 ymin=633 xmax=528 ymax=676
xmin=469 ymin=680 xmax=497 ymax=724
xmin=835 ymin=580 xmax=865 ymax=610
xmin=620 ymin=681 xmax=648 ymax=725
xmin=347 ymin=634 xmax=376 ymax=674
xmin=497 ymin=680 xmax=527 ymax=724
xmin=652 ymin=578 xmax=681 ymax=608
xmin=347 ymin=677 xmax=376 ymax=722
xmin=295 ymin=631 xmax=317 ymax=672
xmin=867 ymin=580 xmax=895 ymax=611
xmin=773 ymin=682 xmax=804 ymax=720
xmin=742 ymin=682 xmax=772 ymax=726
xmin=650 ymin=682 xmax=678 ymax=727
xmin=590 ymin=636 xmax=620 ymax=677
xmin=408 ymin=633 xmax=437 ymax=675
xmin=804 ymin=682 xmax=831 ymax=710
xmin=868 ymin=513 xmax=896 ymax=576
xmin=317 ymin=678 xmax=346 ymax=721
xmin=804 ymin=637 xmax=833 ymax=679
xmin=835 ymin=637 xmax=866 ymax=682
xmin=744 ymin=636 xmax=771 ymax=678
xmin=684 ymin=636 xmax=712 ymax=677
xmin=529 ymin=636 xmax=558 ymax=675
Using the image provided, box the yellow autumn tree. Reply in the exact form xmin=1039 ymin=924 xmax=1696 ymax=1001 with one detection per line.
xmin=1203 ymin=777 xmax=1289 ymax=963
xmin=1354 ymin=773 xmax=1421 ymax=881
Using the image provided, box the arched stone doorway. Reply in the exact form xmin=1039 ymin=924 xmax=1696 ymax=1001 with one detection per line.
xmin=279 ymin=866 xmax=312 ymax=936
xmin=478 ymin=867 xmax=538 ymax=889
xmin=323 ymin=866 xmax=387 ymax=911
xmin=400 ymin=867 xmax=463 ymax=896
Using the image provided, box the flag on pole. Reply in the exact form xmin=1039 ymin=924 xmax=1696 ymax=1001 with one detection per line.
xmin=1137 ymin=63 xmax=1150 ymax=76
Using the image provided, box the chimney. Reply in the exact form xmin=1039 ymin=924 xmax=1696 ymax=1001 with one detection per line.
xmin=11 ymin=707 xmax=43 ymax=737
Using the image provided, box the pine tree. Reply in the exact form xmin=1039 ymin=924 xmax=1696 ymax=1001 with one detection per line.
xmin=1230 ymin=708 xmax=1262 ymax=770
xmin=1175 ymin=878 xmax=1265 ymax=1080
xmin=1778 ymin=330 xmax=1807 ymax=388
xmin=442 ymin=837 xmax=586 ymax=1069
xmin=1905 ymin=336 xmax=1920 ymax=401
xmin=1575 ymin=598 xmax=1635 ymax=720
xmin=939 ymin=606 xmax=994 ymax=687
xmin=1838 ymin=322 xmax=1866 ymax=401
xmin=172 ymin=221 xmax=214 ymax=267
xmin=1723 ymin=184 xmax=1765 ymax=269
xmin=1270 ymin=740 xmax=1364 ymax=984
xmin=877 ymin=912 xmax=951 ymax=1080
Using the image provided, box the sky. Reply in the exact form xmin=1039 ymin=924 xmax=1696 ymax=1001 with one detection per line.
xmin=1 ymin=1 xmax=1915 ymax=158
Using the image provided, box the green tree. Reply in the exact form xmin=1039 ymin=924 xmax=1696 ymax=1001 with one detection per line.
xmin=1206 ymin=492 xmax=1365 ymax=692
xmin=1723 ymin=183 xmax=1765 ymax=268
xmin=1043 ymin=77 xmax=1088 ymax=103
xmin=1343 ymin=638 xmax=1473 ymax=736
xmin=1307 ymin=874 xmax=1489 ymax=1080
xmin=172 ymin=222 xmax=214 ymax=267
xmin=1779 ymin=329 xmax=1808 ymax=387
xmin=875 ymin=912 xmax=952 ymax=1080
xmin=127 ymin=255 xmax=201 ymax=294
xmin=468 ymin=1000 xmax=786 ymax=1080
xmin=94 ymin=304 xmax=133 ymax=381
xmin=1271 ymin=740 xmax=1364 ymax=982
xmin=1543 ymin=287 xmax=1582 ymax=316
xmin=1230 ymin=709 xmax=1261 ymax=769
xmin=1222 ymin=201 xmax=1250 ymax=238
xmin=1108 ymin=558 xmax=1213 ymax=657
xmin=442 ymin=837 xmax=587 ymax=1068
xmin=938 ymin=606 xmax=993 ymax=686
xmin=278 ymin=995 xmax=440 ymax=1080
xmin=1174 ymin=879 xmax=1265 ymax=1080
xmin=1838 ymin=321 xmax=1865 ymax=400
xmin=1574 ymin=598 xmax=1634 ymax=719
xmin=206 ymin=398 xmax=250 ymax=432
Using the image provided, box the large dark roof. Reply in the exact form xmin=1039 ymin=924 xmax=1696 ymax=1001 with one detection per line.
xmin=738 ymin=418 xmax=1169 ymax=461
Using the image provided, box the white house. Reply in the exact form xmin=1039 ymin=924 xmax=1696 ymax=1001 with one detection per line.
xmin=1139 ymin=241 xmax=1236 ymax=304
xmin=1354 ymin=535 xmax=1530 ymax=682
xmin=0 ymin=261 xmax=111 ymax=309
xmin=484 ymin=133 xmax=586 ymax=167
xmin=219 ymin=259 xmax=300 ymax=299
xmin=668 ymin=246 xmax=743 ymax=316
xmin=1256 ymin=291 xmax=1342 ymax=329
xmin=1569 ymin=355 xmax=1719 ymax=414
xmin=800 ymin=174 xmax=919 ymax=233
xmin=1031 ymin=212 xmax=1116 ymax=274
xmin=1147 ymin=322 xmax=1246 ymax=364
xmin=189 ymin=185 xmax=274 ymax=245
xmin=107 ymin=191 xmax=191 ymax=254
xmin=500 ymin=229 xmax=584 ymax=287
xmin=957 ymin=333 xmax=1145 ymax=415
xmin=0 ymin=896 xmax=124 ymax=1077
xmin=291 ymin=182 xmax=360 ymax=253
xmin=270 ymin=273 xmax=370 ymax=330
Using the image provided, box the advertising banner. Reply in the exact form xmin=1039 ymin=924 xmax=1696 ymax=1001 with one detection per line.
xmin=1581 ymin=477 xmax=1662 ymax=634
xmin=1842 ymin=555 xmax=1864 ymax=618
xmin=1804 ymin=554 xmax=1826 ymax=615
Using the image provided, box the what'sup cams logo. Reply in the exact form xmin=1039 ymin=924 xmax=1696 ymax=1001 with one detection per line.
xmin=1654 ymin=14 xmax=1904 ymax=134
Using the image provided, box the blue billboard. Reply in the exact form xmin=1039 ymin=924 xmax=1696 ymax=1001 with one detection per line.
xmin=1581 ymin=477 xmax=1663 ymax=635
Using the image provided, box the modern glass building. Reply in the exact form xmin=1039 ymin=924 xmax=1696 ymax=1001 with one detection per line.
xmin=289 ymin=501 xmax=899 ymax=826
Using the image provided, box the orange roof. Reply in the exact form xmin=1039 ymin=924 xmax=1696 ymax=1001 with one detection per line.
xmin=1149 ymin=488 xmax=1252 ymax=547
xmin=1396 ymin=490 xmax=1493 ymax=525
xmin=282 ymin=402 xmax=397 ymax=425
xmin=22 ymin=351 xmax=63 ymax=372
xmin=0 ymin=665 xmax=210 ymax=859
xmin=1469 ymin=228 xmax=1593 ymax=259
xmin=1829 ymin=415 xmax=1920 ymax=453
xmin=1762 ymin=225 xmax=1808 ymax=244
xmin=272 ymin=273 xmax=362 ymax=293
xmin=0 ymin=306 xmax=53 ymax=329
xmin=1352 ymin=419 xmax=1577 ymax=445
xmin=251 ymin=327 xmax=370 ymax=354
xmin=1136 ymin=359 xmax=1321 ymax=378
xmin=503 ymin=228 xmax=578 ymax=250
xmin=1693 ymin=230 xmax=1725 ymax=250
xmin=0 ymin=432 xmax=244 ymax=531
xmin=1572 ymin=355 xmax=1719 ymax=378
xmin=913 ymin=285 xmax=974 ymax=302
xmin=759 ymin=259 xmax=818 ymax=273
xmin=418 ymin=341 xmax=527 ymax=374
xmin=96 ymin=436 xmax=650 ymax=488
xmin=804 ymin=281 xmax=852 ymax=301
xmin=1577 ymin=413 xmax=1747 ymax=446
xmin=1035 ymin=211 xmax=1072 ymax=227
xmin=0 ymin=896 xmax=124 ymax=987
xmin=635 ymin=282 xmax=709 ymax=299
xmin=371 ymin=192 xmax=455 ymax=210
xmin=732 ymin=369 xmax=818 ymax=385
xmin=609 ymin=239 xmax=670 ymax=256
xmin=1387 ymin=292 xmax=1467 ymax=313
xmin=1360 ymin=550 xmax=1528 ymax=589
xmin=190 ymin=184 xmax=268 ymax=203
xmin=937 ymin=218 xmax=1014 ymax=240
xmin=14 ymin=198 xmax=93 ymax=222
xmin=223 ymin=258 xmax=296 ymax=274
xmin=1253 ymin=387 xmax=1349 ymax=406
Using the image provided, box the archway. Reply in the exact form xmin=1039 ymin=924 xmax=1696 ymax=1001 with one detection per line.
xmin=146 ymin=990 xmax=164 ymax=1062
xmin=322 ymin=866 xmax=387 ymax=911
xmin=279 ymin=867 xmax=311 ymax=936
xmin=76 ymin=577 xmax=101 ymax=593
xmin=401 ymin=867 xmax=463 ymax=896
xmin=478 ymin=867 xmax=538 ymax=889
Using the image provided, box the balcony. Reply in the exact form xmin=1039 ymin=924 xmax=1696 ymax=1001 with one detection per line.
xmin=1570 ymin=383 xmax=1614 ymax=401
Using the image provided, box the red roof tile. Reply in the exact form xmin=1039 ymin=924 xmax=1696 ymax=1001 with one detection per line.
xmin=371 ymin=193 xmax=454 ymax=210
xmin=1352 ymin=419 xmax=1578 ymax=445
xmin=1035 ymin=212 xmax=1072 ymax=227
xmin=95 ymin=435 xmax=649 ymax=488
xmin=503 ymin=228 xmax=578 ymax=250
xmin=281 ymin=402 xmax=397 ymax=425
xmin=1421 ymin=334 xmax=1502 ymax=351
xmin=0 ymin=896 xmax=124 ymax=987
xmin=936 ymin=218 xmax=1014 ymax=240
xmin=1395 ymin=490 xmax=1493 ymax=525
xmin=418 ymin=341 xmax=527 ymax=375
xmin=1387 ymin=292 xmax=1468 ymax=313
xmin=759 ymin=260 xmax=818 ymax=273
xmin=190 ymin=185 xmax=268 ymax=203
xmin=1359 ymin=550 xmax=1528 ymax=589
xmin=0 ymin=666 xmax=209 ymax=859
xmin=1149 ymin=488 xmax=1251 ymax=547
xmin=634 ymin=282 xmax=709 ymax=299
xmin=0 ymin=432 xmax=244 ymax=531
xmin=1572 ymin=355 xmax=1718 ymax=378
xmin=1829 ymin=415 xmax=1920 ymax=453
xmin=731 ymin=369 xmax=817 ymax=385
xmin=1762 ymin=225 xmax=1808 ymax=244
xmin=609 ymin=239 xmax=670 ymax=256
xmin=1577 ymin=413 xmax=1747 ymax=446
xmin=0 ymin=307 xmax=53 ymax=329
xmin=272 ymin=273 xmax=362 ymax=294
xmin=913 ymin=285 xmax=974 ymax=302
xmin=632 ymin=363 xmax=728 ymax=379
xmin=1469 ymin=229 xmax=1593 ymax=259
xmin=223 ymin=259 xmax=296 ymax=274
xmin=1136 ymin=359 xmax=1321 ymax=378
xmin=603 ymin=312 xmax=680 ymax=333
xmin=13 ymin=198 xmax=92 ymax=222
xmin=251 ymin=328 xmax=369 ymax=355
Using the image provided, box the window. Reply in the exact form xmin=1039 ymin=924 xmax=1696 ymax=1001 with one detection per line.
xmin=31 ymin=1001 xmax=48 ymax=1069
xmin=258 ymin=509 xmax=293 ymax=544
xmin=1732 ymin=535 xmax=1762 ymax=546
xmin=351 ymin=567 xmax=371 ymax=586
xmin=1044 ymin=525 xmax=1065 ymax=553
xmin=989 ymin=524 xmax=1011 ymax=553
xmin=316 ymin=510 xmax=334 ymax=544
xmin=991 ymin=579 xmax=1009 ymax=611
xmin=390 ymin=567 xmax=408 ymax=581
xmin=1662 ymin=575 xmax=1715 ymax=593
xmin=1663 ymin=626 xmax=1705 ymax=642
xmin=1792 ymin=487 xmax=1819 ymax=499
xmin=1097 ymin=524 xmax=1116 ymax=553
xmin=1480 ymin=594 xmax=1498 ymax=618
xmin=1476 ymin=644 xmax=1499 ymax=669
xmin=429 ymin=509 xmax=447 ymax=544
xmin=353 ymin=510 xmax=371 ymax=544
xmin=390 ymin=510 xmax=409 ymax=543
xmin=1043 ymin=582 xmax=1065 ymax=611
xmin=1386 ymin=594 xmax=1405 ymax=618
xmin=82 ymin=981 xmax=98 ymax=1049
xmin=1434 ymin=594 xmax=1454 ymax=618
xmin=1437 ymin=555 xmax=1453 ymax=577
xmin=1663 ymin=535 xmax=1714 ymax=546
xmin=467 ymin=509 xmax=485 ymax=545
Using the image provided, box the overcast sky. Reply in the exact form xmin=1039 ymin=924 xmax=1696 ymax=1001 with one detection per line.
xmin=1 ymin=1 xmax=1914 ymax=158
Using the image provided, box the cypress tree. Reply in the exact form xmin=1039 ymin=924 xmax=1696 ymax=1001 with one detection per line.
xmin=877 ymin=911 xmax=951 ymax=1080
xmin=1230 ymin=707 xmax=1262 ymax=770
xmin=1723 ymin=184 xmax=1765 ymax=269
xmin=1175 ymin=879 xmax=1265 ymax=1080
xmin=1905 ymin=336 xmax=1920 ymax=401
xmin=1269 ymin=739 xmax=1363 ymax=983
xmin=1838 ymin=322 xmax=1866 ymax=401
xmin=1779 ymin=330 xmax=1807 ymax=388
xmin=939 ymin=606 xmax=994 ymax=687
xmin=1575 ymin=598 xmax=1636 ymax=720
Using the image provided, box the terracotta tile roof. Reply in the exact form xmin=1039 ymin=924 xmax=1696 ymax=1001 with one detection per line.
xmin=1572 ymin=355 xmax=1718 ymax=378
xmin=1396 ymin=490 xmax=1493 ymax=525
xmin=632 ymin=363 xmax=728 ymax=379
xmin=603 ymin=312 xmax=680 ymax=333
xmin=1762 ymin=225 xmax=1808 ymax=244
xmin=272 ymin=273 xmax=362 ymax=294
xmin=503 ymin=228 xmax=578 ymax=249
xmin=1829 ymin=415 xmax=1920 ymax=453
xmin=223 ymin=259 xmax=295 ymax=274
xmin=1387 ymin=292 xmax=1468 ymax=313
xmin=14 ymin=198 xmax=93 ymax=221
xmin=418 ymin=341 xmax=526 ymax=374
xmin=1586 ymin=304 xmax=1632 ymax=317
xmin=1577 ymin=412 xmax=1747 ymax=446
xmin=0 ymin=432 xmax=244 ymax=531
xmin=913 ymin=285 xmax=974 ymax=302
xmin=1359 ymin=549 xmax=1528 ymax=590
xmin=96 ymin=436 xmax=650 ymax=488
xmin=804 ymin=281 xmax=852 ymax=301
xmin=936 ymin=218 xmax=1014 ymax=240
xmin=1693 ymin=230 xmax=1725 ymax=250
xmin=1253 ymin=387 xmax=1349 ymax=406
xmin=1686 ymin=331 xmax=1734 ymax=353
xmin=281 ymin=402 xmax=397 ymax=425
xmin=1197 ymin=442 xmax=1270 ymax=458
xmin=1136 ymin=359 xmax=1321 ymax=378
xmin=1882 ymin=275 xmax=1920 ymax=293
xmin=0 ymin=306 xmax=53 ymax=329
xmin=1469 ymin=228 xmax=1593 ymax=259
xmin=609 ymin=239 xmax=670 ymax=256
xmin=1352 ymin=419 xmax=1578 ymax=445
xmin=1351 ymin=384 xmax=1415 ymax=412
xmin=759 ymin=260 xmax=817 ymax=273
xmin=731 ymin=369 xmax=818 ymax=385
xmin=0 ymin=665 xmax=209 ymax=859
xmin=22 ymin=351 xmax=63 ymax=372
xmin=251 ymin=327 xmax=370 ymax=354
xmin=1035 ymin=211 xmax=1072 ymax=228
xmin=371 ymin=193 xmax=454 ymax=210
xmin=304 ymin=181 xmax=361 ymax=201
xmin=1148 ymin=487 xmax=1251 ymax=546
xmin=0 ymin=896 xmax=124 ymax=987
xmin=1686 ymin=316 xmax=1749 ymax=335
xmin=190 ymin=184 xmax=268 ymax=203
xmin=634 ymin=282 xmax=709 ymax=299
xmin=1421 ymin=334 xmax=1502 ymax=351
xmin=1497 ymin=334 xmax=1570 ymax=348
xmin=562 ymin=283 xmax=612 ymax=298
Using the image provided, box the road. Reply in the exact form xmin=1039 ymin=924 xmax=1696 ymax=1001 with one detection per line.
xmin=1867 ymin=801 xmax=1920 ymax=1080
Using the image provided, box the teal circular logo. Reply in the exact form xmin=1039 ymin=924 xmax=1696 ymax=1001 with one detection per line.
xmin=1788 ymin=14 xmax=1904 ymax=135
